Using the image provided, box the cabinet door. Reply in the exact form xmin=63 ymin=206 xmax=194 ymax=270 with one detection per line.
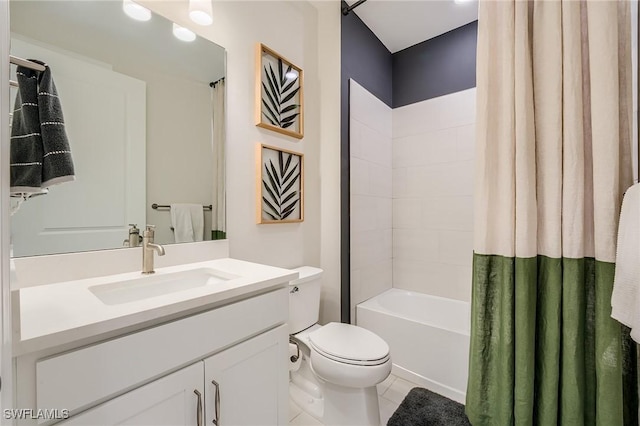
xmin=60 ymin=362 xmax=204 ymax=426
xmin=204 ymin=325 xmax=288 ymax=426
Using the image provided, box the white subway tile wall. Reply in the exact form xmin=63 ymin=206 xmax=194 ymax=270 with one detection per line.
xmin=392 ymin=89 xmax=476 ymax=302
xmin=349 ymin=80 xmax=393 ymax=321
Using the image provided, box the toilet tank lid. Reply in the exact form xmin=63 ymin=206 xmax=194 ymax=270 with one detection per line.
xmin=289 ymin=266 xmax=323 ymax=285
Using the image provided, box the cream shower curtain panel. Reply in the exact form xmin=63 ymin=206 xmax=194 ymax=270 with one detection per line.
xmin=211 ymin=79 xmax=226 ymax=240
xmin=467 ymin=1 xmax=637 ymax=425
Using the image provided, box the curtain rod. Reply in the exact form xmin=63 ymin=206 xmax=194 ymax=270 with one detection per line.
xmin=209 ymin=77 xmax=225 ymax=88
xmin=342 ymin=0 xmax=367 ymax=16
xmin=9 ymin=55 xmax=45 ymax=72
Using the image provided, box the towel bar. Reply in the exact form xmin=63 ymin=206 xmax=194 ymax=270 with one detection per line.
xmin=10 ymin=55 xmax=46 ymax=72
xmin=152 ymin=203 xmax=212 ymax=211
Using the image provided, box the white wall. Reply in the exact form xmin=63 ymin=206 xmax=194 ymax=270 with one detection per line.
xmin=349 ymin=80 xmax=392 ymax=321
xmin=392 ymin=88 xmax=476 ymax=302
xmin=142 ymin=1 xmax=342 ymax=323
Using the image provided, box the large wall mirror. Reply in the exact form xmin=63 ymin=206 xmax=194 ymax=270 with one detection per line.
xmin=9 ymin=0 xmax=226 ymax=257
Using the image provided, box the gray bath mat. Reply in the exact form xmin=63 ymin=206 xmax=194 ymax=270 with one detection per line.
xmin=387 ymin=387 xmax=471 ymax=426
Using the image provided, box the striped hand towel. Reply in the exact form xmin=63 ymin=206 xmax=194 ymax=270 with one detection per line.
xmin=10 ymin=60 xmax=75 ymax=197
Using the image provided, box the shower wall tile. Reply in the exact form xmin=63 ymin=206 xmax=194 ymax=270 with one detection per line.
xmin=414 ymin=162 xmax=474 ymax=198
xmin=393 ymin=229 xmax=439 ymax=261
xmin=351 ymin=157 xmax=370 ymax=196
xmin=392 ymin=89 xmax=476 ymax=302
xmin=351 ymin=230 xmax=392 ymax=270
xmin=392 ymin=88 xmax=476 ymax=139
xmin=456 ymin=124 xmax=476 ymax=161
xmin=421 ymin=197 xmax=473 ymax=231
xmin=350 ymin=80 xmax=393 ymax=321
xmin=393 ymin=259 xmax=472 ymax=302
xmin=351 ymin=195 xmax=378 ymax=232
xmin=369 ymin=162 xmax=393 ymax=198
xmin=358 ymin=259 xmax=394 ymax=302
xmin=438 ymin=230 xmax=473 ymax=267
xmin=350 ymin=81 xmax=392 ymax=138
xmin=392 ymin=168 xmax=412 ymax=198
xmin=392 ymin=198 xmax=421 ymax=229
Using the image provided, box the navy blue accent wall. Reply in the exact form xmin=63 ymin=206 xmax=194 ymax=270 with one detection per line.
xmin=392 ymin=21 xmax=478 ymax=108
xmin=340 ymin=3 xmax=392 ymax=323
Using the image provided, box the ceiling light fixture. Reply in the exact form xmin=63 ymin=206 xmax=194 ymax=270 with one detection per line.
xmin=189 ymin=0 xmax=213 ymax=26
xmin=172 ymin=23 xmax=196 ymax=42
xmin=122 ymin=0 xmax=151 ymax=21
xmin=454 ymin=0 xmax=473 ymax=4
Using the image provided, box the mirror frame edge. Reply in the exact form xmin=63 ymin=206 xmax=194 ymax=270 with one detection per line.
xmin=1 ymin=0 xmax=15 ymax=415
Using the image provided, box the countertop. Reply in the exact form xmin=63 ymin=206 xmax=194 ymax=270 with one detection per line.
xmin=13 ymin=258 xmax=297 ymax=355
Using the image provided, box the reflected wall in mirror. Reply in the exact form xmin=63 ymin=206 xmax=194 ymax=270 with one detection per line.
xmin=9 ymin=0 xmax=226 ymax=257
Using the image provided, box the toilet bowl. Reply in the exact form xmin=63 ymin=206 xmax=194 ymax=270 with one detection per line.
xmin=288 ymin=267 xmax=392 ymax=426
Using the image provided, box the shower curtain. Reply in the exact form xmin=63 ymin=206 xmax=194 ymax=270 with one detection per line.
xmin=466 ymin=1 xmax=638 ymax=425
xmin=211 ymin=79 xmax=226 ymax=240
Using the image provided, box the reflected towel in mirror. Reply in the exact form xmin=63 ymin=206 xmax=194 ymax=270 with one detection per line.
xmin=10 ymin=60 xmax=75 ymax=197
xmin=170 ymin=204 xmax=204 ymax=243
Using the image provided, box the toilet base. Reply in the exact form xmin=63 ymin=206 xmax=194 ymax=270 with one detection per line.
xmin=290 ymin=374 xmax=382 ymax=426
xmin=322 ymin=382 xmax=381 ymax=426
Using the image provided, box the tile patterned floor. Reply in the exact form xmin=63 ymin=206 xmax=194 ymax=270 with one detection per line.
xmin=289 ymin=374 xmax=420 ymax=426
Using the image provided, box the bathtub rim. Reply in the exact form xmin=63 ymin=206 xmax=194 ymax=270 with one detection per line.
xmin=356 ymin=288 xmax=471 ymax=336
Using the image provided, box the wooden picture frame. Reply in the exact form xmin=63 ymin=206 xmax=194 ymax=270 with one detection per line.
xmin=256 ymin=144 xmax=304 ymax=224
xmin=255 ymin=43 xmax=304 ymax=139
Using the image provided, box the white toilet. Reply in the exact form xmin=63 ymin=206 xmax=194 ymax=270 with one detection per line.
xmin=288 ymin=266 xmax=392 ymax=426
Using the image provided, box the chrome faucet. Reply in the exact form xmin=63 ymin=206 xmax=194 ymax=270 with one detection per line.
xmin=142 ymin=225 xmax=165 ymax=274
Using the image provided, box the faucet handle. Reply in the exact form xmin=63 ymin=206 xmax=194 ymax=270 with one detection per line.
xmin=143 ymin=225 xmax=156 ymax=238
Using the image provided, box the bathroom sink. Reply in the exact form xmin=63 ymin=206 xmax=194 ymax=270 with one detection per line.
xmin=89 ymin=268 xmax=239 ymax=305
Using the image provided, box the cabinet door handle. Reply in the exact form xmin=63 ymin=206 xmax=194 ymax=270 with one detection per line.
xmin=194 ymin=389 xmax=203 ymax=426
xmin=211 ymin=379 xmax=220 ymax=425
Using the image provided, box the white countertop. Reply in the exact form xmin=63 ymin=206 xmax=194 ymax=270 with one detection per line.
xmin=14 ymin=258 xmax=297 ymax=355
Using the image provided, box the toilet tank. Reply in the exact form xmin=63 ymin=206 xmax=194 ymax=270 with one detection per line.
xmin=289 ymin=266 xmax=323 ymax=334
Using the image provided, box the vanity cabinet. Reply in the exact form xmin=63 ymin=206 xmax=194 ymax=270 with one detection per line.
xmin=58 ymin=362 xmax=204 ymax=426
xmin=204 ymin=327 xmax=284 ymax=426
xmin=14 ymin=286 xmax=290 ymax=426
xmin=58 ymin=326 xmax=287 ymax=426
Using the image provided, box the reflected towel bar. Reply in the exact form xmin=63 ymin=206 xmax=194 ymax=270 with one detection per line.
xmin=10 ymin=55 xmax=46 ymax=72
xmin=152 ymin=203 xmax=212 ymax=211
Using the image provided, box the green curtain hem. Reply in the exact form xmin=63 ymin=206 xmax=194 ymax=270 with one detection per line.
xmin=465 ymin=253 xmax=638 ymax=426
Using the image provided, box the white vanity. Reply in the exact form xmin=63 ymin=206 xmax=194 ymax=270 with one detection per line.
xmin=12 ymin=258 xmax=296 ymax=425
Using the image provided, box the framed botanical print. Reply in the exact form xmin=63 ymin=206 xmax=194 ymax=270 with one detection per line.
xmin=255 ymin=43 xmax=304 ymax=139
xmin=256 ymin=144 xmax=304 ymax=224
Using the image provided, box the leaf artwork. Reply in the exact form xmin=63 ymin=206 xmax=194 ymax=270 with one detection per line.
xmin=262 ymin=150 xmax=300 ymax=221
xmin=261 ymin=57 xmax=300 ymax=129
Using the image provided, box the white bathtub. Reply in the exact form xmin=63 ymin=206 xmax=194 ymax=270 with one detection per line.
xmin=356 ymin=288 xmax=470 ymax=403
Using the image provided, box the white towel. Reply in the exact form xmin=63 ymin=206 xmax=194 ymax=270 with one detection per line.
xmin=170 ymin=204 xmax=204 ymax=243
xmin=611 ymin=183 xmax=640 ymax=341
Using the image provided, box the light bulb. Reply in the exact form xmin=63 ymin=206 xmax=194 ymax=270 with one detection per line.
xmin=189 ymin=0 xmax=213 ymax=26
xmin=172 ymin=23 xmax=196 ymax=42
xmin=122 ymin=0 xmax=151 ymax=21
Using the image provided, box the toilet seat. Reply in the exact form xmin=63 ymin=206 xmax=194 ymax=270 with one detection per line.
xmin=308 ymin=322 xmax=390 ymax=366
